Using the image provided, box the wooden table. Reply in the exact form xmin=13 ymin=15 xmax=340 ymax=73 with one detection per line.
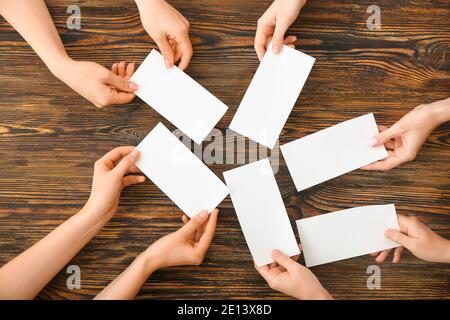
xmin=0 ymin=0 xmax=449 ymax=300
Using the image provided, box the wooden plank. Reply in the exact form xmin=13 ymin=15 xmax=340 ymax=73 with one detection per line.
xmin=0 ymin=0 xmax=448 ymax=299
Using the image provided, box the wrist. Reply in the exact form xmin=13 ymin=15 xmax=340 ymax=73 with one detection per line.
xmin=438 ymin=238 xmax=450 ymax=264
xmin=295 ymin=286 xmax=332 ymax=300
xmin=427 ymin=98 xmax=450 ymax=127
xmin=47 ymin=53 xmax=73 ymax=81
xmin=141 ymin=247 xmax=163 ymax=274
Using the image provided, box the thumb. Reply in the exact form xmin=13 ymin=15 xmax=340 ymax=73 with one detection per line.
xmin=155 ymin=35 xmax=175 ymax=69
xmin=105 ymin=72 xmax=137 ymax=93
xmin=113 ymin=149 xmax=140 ymax=177
xmin=272 ymin=21 xmax=289 ymax=54
xmin=272 ymin=249 xmax=299 ymax=273
xmin=385 ymin=229 xmax=414 ymax=250
xmin=181 ymin=210 xmax=209 ymax=234
xmin=370 ymin=126 xmax=401 ymax=146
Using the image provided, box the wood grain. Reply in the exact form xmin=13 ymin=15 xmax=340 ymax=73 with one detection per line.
xmin=0 ymin=0 xmax=449 ymax=299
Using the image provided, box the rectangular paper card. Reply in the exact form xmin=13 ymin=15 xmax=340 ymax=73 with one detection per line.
xmin=281 ymin=113 xmax=388 ymax=191
xmin=223 ymin=158 xmax=300 ymax=266
xmin=296 ymin=204 xmax=400 ymax=267
xmin=229 ymin=43 xmax=315 ymax=149
xmin=130 ymin=50 xmax=228 ymax=144
xmin=135 ymin=123 xmax=229 ymax=217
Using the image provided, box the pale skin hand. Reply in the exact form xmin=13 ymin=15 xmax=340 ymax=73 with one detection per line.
xmin=371 ymin=215 xmax=450 ymax=264
xmin=95 ymin=209 xmax=219 ymax=299
xmin=135 ymin=0 xmax=192 ymax=70
xmin=255 ymin=246 xmax=332 ymax=300
xmin=255 ymin=0 xmax=307 ymax=60
xmin=0 ymin=0 xmax=138 ymax=108
xmin=0 ymin=147 xmax=145 ymax=299
xmin=363 ymin=98 xmax=450 ymax=171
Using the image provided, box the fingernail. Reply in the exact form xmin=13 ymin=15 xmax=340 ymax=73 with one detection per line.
xmin=165 ymin=59 xmax=172 ymax=69
xmin=272 ymin=249 xmax=280 ymax=256
xmin=129 ymin=82 xmax=138 ymax=90
xmin=130 ymin=149 xmax=140 ymax=158
xmin=273 ymin=45 xmax=280 ymax=54
xmin=199 ymin=210 xmax=208 ymax=219
xmin=369 ymin=137 xmax=378 ymax=147
xmin=385 ymin=229 xmax=394 ymax=237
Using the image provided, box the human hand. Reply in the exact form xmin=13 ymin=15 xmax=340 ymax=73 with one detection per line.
xmin=254 ymin=0 xmax=306 ymax=60
xmin=363 ymin=99 xmax=450 ymax=171
xmin=255 ymin=246 xmax=332 ymax=300
xmin=56 ymin=59 xmax=137 ymax=108
xmin=143 ymin=209 xmax=218 ymax=270
xmin=135 ymin=0 xmax=192 ymax=70
xmin=371 ymin=215 xmax=450 ymax=264
xmin=84 ymin=146 xmax=145 ymax=220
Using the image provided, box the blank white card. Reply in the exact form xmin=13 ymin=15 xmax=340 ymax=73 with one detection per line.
xmin=223 ymin=159 xmax=300 ymax=266
xmin=229 ymin=44 xmax=315 ymax=149
xmin=130 ymin=50 xmax=228 ymax=144
xmin=296 ymin=204 xmax=400 ymax=267
xmin=281 ymin=113 xmax=388 ymax=191
xmin=135 ymin=123 xmax=229 ymax=218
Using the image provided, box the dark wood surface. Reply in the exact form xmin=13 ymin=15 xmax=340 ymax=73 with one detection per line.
xmin=0 ymin=0 xmax=449 ymax=300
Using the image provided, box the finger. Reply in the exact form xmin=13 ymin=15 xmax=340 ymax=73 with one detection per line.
xmin=361 ymin=151 xmax=403 ymax=171
xmin=111 ymin=63 xmax=118 ymax=75
xmin=197 ymin=209 xmax=219 ymax=253
xmin=125 ymin=62 xmax=135 ymax=80
xmin=181 ymin=210 xmax=209 ymax=235
xmin=255 ymin=263 xmax=271 ymax=282
xmin=182 ymin=214 xmax=190 ymax=224
xmin=105 ymin=89 xmax=136 ymax=106
xmin=98 ymin=146 xmax=136 ymax=169
xmin=176 ymin=35 xmax=193 ymax=71
xmin=125 ymin=164 xmax=142 ymax=174
xmin=113 ymin=148 xmax=140 ymax=177
xmin=287 ymin=44 xmax=295 ymax=49
xmin=105 ymin=72 xmax=138 ymax=92
xmin=392 ymin=246 xmax=404 ymax=263
xmin=370 ymin=252 xmax=380 ymax=257
xmin=272 ymin=21 xmax=290 ymax=54
xmin=375 ymin=249 xmax=391 ymax=263
xmin=122 ymin=175 xmax=146 ymax=188
xmin=155 ymin=34 xmax=175 ymax=68
xmin=369 ymin=125 xmax=402 ymax=147
xmin=284 ymin=35 xmax=297 ymax=45
xmin=271 ymin=249 xmax=299 ymax=274
xmin=385 ymin=228 xmax=415 ymax=250
xmin=118 ymin=61 xmax=126 ymax=77
xmin=254 ymin=24 xmax=270 ymax=61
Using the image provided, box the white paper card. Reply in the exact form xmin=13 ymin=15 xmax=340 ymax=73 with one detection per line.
xmin=135 ymin=123 xmax=229 ymax=217
xmin=281 ymin=113 xmax=388 ymax=191
xmin=223 ymin=159 xmax=300 ymax=266
xmin=229 ymin=44 xmax=315 ymax=149
xmin=130 ymin=50 xmax=228 ymax=144
xmin=296 ymin=204 xmax=400 ymax=267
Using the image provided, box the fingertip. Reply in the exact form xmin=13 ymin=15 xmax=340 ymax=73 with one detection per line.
xmin=129 ymin=82 xmax=138 ymax=91
xmin=272 ymin=45 xmax=281 ymax=54
xmin=198 ymin=210 xmax=208 ymax=219
xmin=130 ymin=149 xmax=140 ymax=159
xmin=165 ymin=59 xmax=173 ymax=69
xmin=369 ymin=137 xmax=378 ymax=147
